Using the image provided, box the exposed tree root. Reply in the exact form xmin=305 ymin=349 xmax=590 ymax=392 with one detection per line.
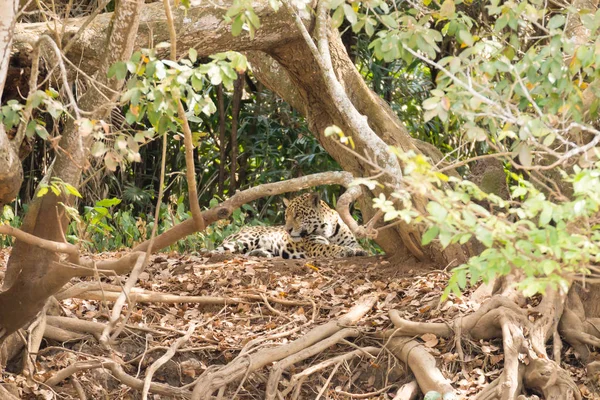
xmin=190 ymin=295 xmax=377 ymax=400
xmin=382 ymin=328 xmax=454 ymax=396
xmin=56 ymin=281 xmax=313 ymax=307
xmin=265 ymin=327 xmax=360 ymax=399
xmin=393 ymin=380 xmax=419 ymax=400
xmin=389 ymin=287 xmax=583 ymax=400
xmin=141 ymin=323 xmax=196 ymax=399
xmin=45 ymin=359 xmax=190 ymax=398
xmin=559 ymin=284 xmax=600 ymax=366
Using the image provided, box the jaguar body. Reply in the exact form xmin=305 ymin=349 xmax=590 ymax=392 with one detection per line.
xmin=215 ymin=193 xmax=367 ymax=259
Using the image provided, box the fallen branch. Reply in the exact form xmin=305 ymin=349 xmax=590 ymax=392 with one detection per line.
xmin=58 ymin=281 xmax=313 ymax=307
xmin=99 ymin=253 xmax=145 ymax=347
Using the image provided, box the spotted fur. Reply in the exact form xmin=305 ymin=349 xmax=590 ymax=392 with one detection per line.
xmin=215 ymin=193 xmax=367 ymax=259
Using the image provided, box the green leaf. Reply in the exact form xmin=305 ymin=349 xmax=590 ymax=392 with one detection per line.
xmin=96 ymin=198 xmax=122 ymax=207
xmin=426 ymin=201 xmax=448 ymax=222
xmin=547 ymin=15 xmax=565 ymax=29
xmin=422 ymin=226 xmax=440 ymax=245
xmin=35 ymin=125 xmax=49 ymax=140
xmin=380 ymin=14 xmax=398 ymax=28
xmin=456 ymin=269 xmax=467 ymax=289
xmin=458 ymin=29 xmax=474 ymax=47
xmin=245 ymin=9 xmax=260 ymax=28
xmin=331 ymin=6 xmax=345 ymax=28
xmin=475 ymin=226 xmax=493 ymax=247
xmin=343 ymin=4 xmax=358 ymax=25
xmin=64 ymin=184 xmax=82 ymax=198
xmin=518 ymin=144 xmax=532 ymax=167
xmin=108 ymin=62 xmax=128 ymax=80
xmin=189 ymin=48 xmax=198 ymax=63
xmin=365 ymin=18 xmax=376 ymax=37
xmin=438 ymin=0 xmax=455 ymax=19
xmin=37 ymin=186 xmax=49 ymax=197
xmin=439 ymin=230 xmax=453 ymax=248
xmin=539 ymin=203 xmax=552 ymax=226
xmin=25 ymin=121 xmax=37 ymax=138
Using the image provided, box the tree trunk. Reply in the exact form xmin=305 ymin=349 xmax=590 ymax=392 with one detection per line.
xmin=10 ymin=0 xmax=470 ymax=265
xmin=248 ymin=24 xmax=467 ymax=265
xmin=0 ymin=0 xmax=145 ymax=342
xmin=0 ymin=0 xmax=23 ymax=207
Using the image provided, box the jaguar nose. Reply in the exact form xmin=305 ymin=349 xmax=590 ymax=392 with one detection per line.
xmin=300 ymin=229 xmax=308 ymax=238
xmin=287 ymin=227 xmax=293 ymax=234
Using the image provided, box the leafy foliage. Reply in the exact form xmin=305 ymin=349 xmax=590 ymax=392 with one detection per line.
xmin=369 ymin=149 xmax=600 ymax=297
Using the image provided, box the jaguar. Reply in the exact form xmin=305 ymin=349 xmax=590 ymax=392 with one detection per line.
xmin=214 ymin=193 xmax=367 ymax=259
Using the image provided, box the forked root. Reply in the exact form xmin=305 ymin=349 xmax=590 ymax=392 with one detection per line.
xmin=390 ymin=291 xmax=581 ymax=400
xmin=190 ymin=295 xmax=377 ymax=400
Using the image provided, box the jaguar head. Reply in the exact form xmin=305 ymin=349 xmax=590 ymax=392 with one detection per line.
xmin=283 ymin=193 xmax=323 ymax=242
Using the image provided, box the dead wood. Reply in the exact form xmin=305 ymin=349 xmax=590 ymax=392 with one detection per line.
xmin=282 ymin=346 xmax=381 ymax=398
xmin=57 ymin=281 xmax=312 ymax=307
xmin=99 ymin=253 xmax=145 ymax=347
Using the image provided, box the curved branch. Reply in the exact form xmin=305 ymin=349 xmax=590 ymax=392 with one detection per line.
xmin=0 ymin=224 xmax=78 ymax=256
xmin=132 ymin=171 xmax=356 ymax=253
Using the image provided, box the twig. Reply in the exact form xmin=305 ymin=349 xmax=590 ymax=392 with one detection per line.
xmin=315 ymin=361 xmax=341 ymax=400
xmin=142 ymin=323 xmax=196 ymax=399
xmin=335 ymin=384 xmax=396 ymax=398
xmin=265 ymin=328 xmax=360 ymax=400
xmin=283 ymin=346 xmax=381 ymax=397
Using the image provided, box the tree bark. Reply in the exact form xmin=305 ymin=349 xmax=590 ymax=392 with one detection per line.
xmin=0 ymin=0 xmax=145 ymax=341
xmin=0 ymin=0 xmax=23 ymax=207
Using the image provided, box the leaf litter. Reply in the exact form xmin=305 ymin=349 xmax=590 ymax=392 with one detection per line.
xmin=0 ymin=248 xmax=597 ymax=399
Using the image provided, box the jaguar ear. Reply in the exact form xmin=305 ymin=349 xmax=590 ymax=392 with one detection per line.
xmin=283 ymin=198 xmax=290 ymax=207
xmin=310 ymin=193 xmax=321 ymax=208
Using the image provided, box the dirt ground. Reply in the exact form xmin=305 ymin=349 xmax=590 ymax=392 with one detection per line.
xmin=0 ymin=248 xmax=598 ymax=399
